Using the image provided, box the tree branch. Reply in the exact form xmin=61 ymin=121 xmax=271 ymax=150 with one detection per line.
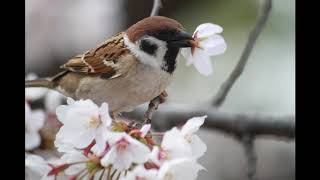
xmin=127 ymin=103 xmax=295 ymax=140
xmin=150 ymin=0 xmax=162 ymax=16
xmin=212 ymin=0 xmax=272 ymax=107
xmin=241 ymin=135 xmax=257 ymax=180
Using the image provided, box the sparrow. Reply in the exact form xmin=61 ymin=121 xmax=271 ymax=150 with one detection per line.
xmin=25 ymin=16 xmax=194 ymax=118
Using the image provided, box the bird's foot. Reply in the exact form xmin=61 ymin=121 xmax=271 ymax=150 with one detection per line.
xmin=143 ymin=91 xmax=168 ymax=124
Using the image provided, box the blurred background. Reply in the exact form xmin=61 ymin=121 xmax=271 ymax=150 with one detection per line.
xmin=25 ymin=0 xmax=295 ymax=180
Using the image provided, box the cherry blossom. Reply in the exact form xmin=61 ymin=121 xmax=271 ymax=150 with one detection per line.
xmin=100 ymin=132 xmax=150 ymax=171
xmin=25 ymin=102 xmax=45 ymax=151
xmin=55 ymin=98 xmax=112 ymax=150
xmin=180 ymin=116 xmax=207 ymax=159
xmin=181 ymin=23 xmax=227 ymax=76
xmin=157 ymin=158 xmax=204 ymax=180
xmin=26 ymin=97 xmax=209 ymax=180
xmin=149 ymin=127 xmax=192 ymax=166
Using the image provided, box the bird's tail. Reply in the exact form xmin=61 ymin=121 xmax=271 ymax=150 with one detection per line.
xmin=25 ymin=78 xmax=53 ymax=88
xmin=25 ymin=70 xmax=68 ymax=89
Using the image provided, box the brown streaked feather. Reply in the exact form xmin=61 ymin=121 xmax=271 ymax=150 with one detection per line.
xmin=62 ymin=32 xmax=135 ymax=79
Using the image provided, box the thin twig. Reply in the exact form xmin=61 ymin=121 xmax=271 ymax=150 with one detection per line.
xmin=98 ymin=169 xmax=105 ymax=180
xmin=241 ymin=135 xmax=257 ymax=180
xmin=150 ymin=0 xmax=162 ymax=16
xmin=212 ymin=0 xmax=272 ymax=107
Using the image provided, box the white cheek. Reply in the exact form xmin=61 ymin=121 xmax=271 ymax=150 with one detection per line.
xmin=124 ymin=35 xmax=167 ymax=68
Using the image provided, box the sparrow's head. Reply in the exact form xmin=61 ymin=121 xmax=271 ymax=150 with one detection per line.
xmin=124 ymin=16 xmax=193 ymax=74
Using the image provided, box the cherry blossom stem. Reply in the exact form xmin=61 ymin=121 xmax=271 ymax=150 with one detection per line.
xmin=98 ymin=168 xmax=106 ymax=180
xmin=212 ymin=0 xmax=272 ymax=107
xmin=77 ymin=170 xmax=89 ymax=180
xmin=110 ymin=169 xmax=117 ymax=180
xmin=241 ymin=135 xmax=257 ymax=180
xmin=88 ymin=168 xmax=99 ymax=180
xmin=107 ymin=168 xmax=111 ymax=180
xmin=69 ymin=161 xmax=87 ymax=166
xmin=115 ymin=171 xmax=122 ymax=180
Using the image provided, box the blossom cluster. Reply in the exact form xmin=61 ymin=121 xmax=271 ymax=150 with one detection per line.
xmin=26 ymin=98 xmax=207 ymax=180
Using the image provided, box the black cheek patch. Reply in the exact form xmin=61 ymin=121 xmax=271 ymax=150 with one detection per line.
xmin=140 ymin=40 xmax=158 ymax=56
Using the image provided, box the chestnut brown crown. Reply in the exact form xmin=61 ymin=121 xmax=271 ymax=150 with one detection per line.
xmin=126 ymin=16 xmax=184 ymax=42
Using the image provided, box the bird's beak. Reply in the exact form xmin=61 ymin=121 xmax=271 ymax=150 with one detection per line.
xmin=168 ymin=31 xmax=194 ymax=48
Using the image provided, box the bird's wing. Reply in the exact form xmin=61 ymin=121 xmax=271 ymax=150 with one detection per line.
xmin=61 ymin=32 xmax=137 ymax=79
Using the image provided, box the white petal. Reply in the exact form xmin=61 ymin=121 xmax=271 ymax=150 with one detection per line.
xmin=44 ymin=90 xmax=65 ymax=112
xmin=25 ymin=132 xmax=41 ymax=150
xmin=93 ymin=128 xmax=109 ymax=156
xmin=101 ymin=133 xmax=150 ymax=171
xmin=162 ymin=128 xmax=192 ymax=160
xmin=190 ymin=135 xmax=207 ymax=159
xmin=60 ymin=151 xmax=88 ymax=175
xmin=157 ymin=158 xmax=204 ymax=180
xmin=25 ymin=73 xmax=48 ymax=101
xmin=54 ymin=137 xmax=75 ymax=153
xmin=180 ymin=48 xmax=193 ymax=65
xmin=55 ymin=105 xmax=68 ymax=124
xmin=40 ymin=175 xmax=55 ymax=180
xmin=60 ymin=150 xmax=88 ymax=163
xmin=101 ymin=146 xmax=134 ymax=171
xmin=105 ymin=132 xmax=125 ymax=145
xmin=72 ymin=129 xmax=96 ymax=149
xmin=181 ymin=116 xmax=207 ymax=136
xmin=200 ymin=34 xmax=227 ymax=56
xmin=29 ymin=110 xmax=46 ymax=131
xmin=194 ymin=23 xmax=223 ymax=38
xmin=148 ymin=146 xmax=161 ymax=166
xmin=99 ymin=103 xmax=112 ymax=128
xmin=192 ymin=49 xmax=213 ymax=76
xmin=140 ymin=124 xmax=151 ymax=137
xmin=25 ymin=154 xmax=51 ymax=176
xmin=25 ymin=88 xmax=48 ymax=101
xmin=112 ymin=150 xmax=133 ymax=171
xmin=100 ymin=146 xmax=117 ymax=167
xmin=127 ymin=138 xmax=150 ymax=163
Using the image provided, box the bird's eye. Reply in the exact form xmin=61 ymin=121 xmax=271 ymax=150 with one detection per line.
xmin=140 ymin=39 xmax=158 ymax=56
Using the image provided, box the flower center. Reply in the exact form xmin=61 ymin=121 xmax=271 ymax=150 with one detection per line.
xmin=164 ymin=171 xmax=174 ymax=180
xmin=190 ymin=31 xmax=201 ymax=55
xmin=89 ymin=116 xmax=101 ymax=128
xmin=116 ymin=138 xmax=129 ymax=152
xmin=185 ymin=134 xmax=193 ymax=143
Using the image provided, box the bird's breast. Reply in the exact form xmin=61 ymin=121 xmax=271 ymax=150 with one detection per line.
xmin=75 ymin=63 xmax=173 ymax=113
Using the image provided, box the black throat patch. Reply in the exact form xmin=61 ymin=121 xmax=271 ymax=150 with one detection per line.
xmin=162 ymin=47 xmax=179 ymax=74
